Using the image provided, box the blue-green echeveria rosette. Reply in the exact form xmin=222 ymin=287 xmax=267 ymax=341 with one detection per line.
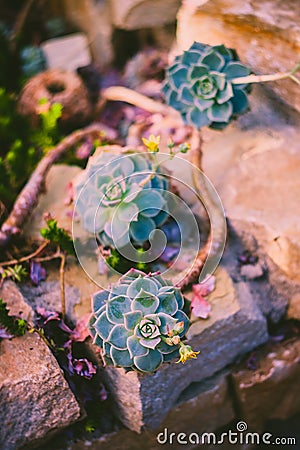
xmin=162 ymin=42 xmax=252 ymax=130
xmin=75 ymin=150 xmax=169 ymax=249
xmin=89 ymin=269 xmax=190 ymax=373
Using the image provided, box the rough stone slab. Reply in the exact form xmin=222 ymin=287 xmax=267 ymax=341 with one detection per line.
xmin=111 ymin=0 xmax=181 ymax=30
xmin=0 ymin=333 xmax=81 ymax=450
xmin=287 ymin=293 xmax=300 ymax=321
xmin=60 ymin=0 xmax=113 ymax=68
xmin=176 ymin=0 xmax=300 ymax=113
xmin=203 ymin=108 xmax=300 ymax=284
xmin=69 ymin=371 xmax=234 ymax=450
xmin=102 ymin=267 xmax=268 ymax=432
xmin=19 ymin=280 xmax=80 ymax=323
xmin=41 ymin=33 xmax=91 ymax=71
xmin=231 ymin=338 xmax=300 ymax=429
xmin=160 ymin=370 xmax=234 ymax=435
xmin=24 ymin=164 xmax=81 ymax=241
xmin=0 ymin=279 xmax=34 ymax=323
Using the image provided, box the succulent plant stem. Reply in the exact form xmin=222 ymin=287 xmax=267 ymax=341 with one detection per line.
xmin=232 ymin=62 xmax=300 ymax=86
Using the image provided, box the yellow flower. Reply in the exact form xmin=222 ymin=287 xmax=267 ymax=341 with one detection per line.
xmin=142 ymin=134 xmax=160 ymax=152
xmin=176 ymin=344 xmax=200 ymax=364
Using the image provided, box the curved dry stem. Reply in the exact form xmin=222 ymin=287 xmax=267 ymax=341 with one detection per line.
xmin=0 ymin=240 xmax=49 ymax=266
xmin=232 ymin=62 xmax=300 ymax=86
xmin=102 ymin=86 xmax=180 ymax=118
xmin=175 ymin=129 xmax=226 ymax=289
xmin=0 ymin=123 xmax=107 ymax=248
xmin=59 ymin=252 xmax=66 ymax=320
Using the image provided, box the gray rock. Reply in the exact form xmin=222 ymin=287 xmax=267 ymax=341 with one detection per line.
xmin=23 ymin=164 xmax=81 ymax=242
xmin=69 ymin=371 xmax=234 ymax=450
xmin=111 ymin=0 xmax=181 ymax=30
xmin=231 ymin=338 xmax=300 ymax=429
xmin=101 ymin=267 xmax=268 ymax=432
xmin=0 ymin=333 xmax=81 ymax=450
xmin=160 ymin=370 xmax=234 ymax=435
xmin=287 ymin=293 xmax=300 ymax=321
xmin=20 ymin=280 xmax=80 ymax=323
xmin=0 ymin=280 xmax=34 ymax=323
xmin=240 ymin=263 xmax=265 ymax=280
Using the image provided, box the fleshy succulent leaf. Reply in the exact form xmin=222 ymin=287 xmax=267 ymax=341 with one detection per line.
xmin=224 ymin=61 xmax=250 ymax=79
xmin=134 ymin=349 xmax=163 ymax=373
xmin=157 ymin=290 xmax=178 ymax=315
xmin=127 ymin=276 xmax=158 ymax=298
xmin=127 ymin=335 xmax=149 ymax=358
xmin=124 ymin=310 xmax=143 ymax=330
xmin=157 ymin=312 xmax=177 ymax=334
xmin=111 ymin=347 xmax=133 ymax=367
xmin=108 ymin=324 xmax=131 ymax=350
xmin=107 ymin=295 xmax=131 ymax=324
xmin=129 ymin=215 xmax=156 ymax=243
xmin=139 ymin=336 xmax=161 ymax=349
xmin=92 ymin=290 xmax=109 ymax=314
xmin=94 ymin=310 xmax=115 ymax=340
xmin=131 ymin=289 xmax=159 ymax=315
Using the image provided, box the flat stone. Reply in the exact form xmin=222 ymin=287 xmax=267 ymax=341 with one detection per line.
xmin=176 ymin=0 xmax=300 ymax=114
xmin=287 ymin=293 xmax=300 ymax=321
xmin=240 ymin=263 xmax=265 ymax=280
xmin=41 ymin=33 xmax=91 ymax=72
xmin=19 ymin=280 xmax=80 ymax=323
xmin=111 ymin=0 xmax=181 ymax=30
xmin=57 ymin=0 xmax=113 ymax=68
xmin=160 ymin=370 xmax=234 ymax=435
xmin=101 ymin=267 xmax=268 ymax=432
xmin=192 ymin=84 xmax=300 ymax=320
xmin=0 ymin=279 xmax=34 ymax=323
xmin=231 ymin=338 xmax=300 ymax=429
xmin=24 ymin=164 xmax=81 ymax=241
xmin=0 ymin=333 xmax=81 ymax=450
xmin=69 ymin=371 xmax=234 ymax=450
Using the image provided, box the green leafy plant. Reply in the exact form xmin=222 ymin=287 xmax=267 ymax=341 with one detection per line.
xmin=32 ymin=99 xmax=63 ymax=151
xmin=40 ymin=217 xmax=74 ymax=255
xmin=1 ymin=264 xmax=28 ymax=283
xmin=0 ymin=89 xmax=62 ymax=211
xmin=89 ymin=268 xmax=198 ymax=373
xmin=163 ymin=42 xmax=251 ymax=129
xmin=75 ymin=149 xmax=170 ymax=249
xmin=0 ymin=298 xmax=27 ymax=337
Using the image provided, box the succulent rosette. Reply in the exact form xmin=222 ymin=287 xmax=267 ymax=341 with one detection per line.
xmin=162 ymin=42 xmax=251 ymax=129
xmin=89 ymin=269 xmax=190 ymax=373
xmin=75 ymin=150 xmax=169 ymax=249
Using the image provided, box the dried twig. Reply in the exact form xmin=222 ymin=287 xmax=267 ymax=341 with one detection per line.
xmin=102 ymin=86 xmax=180 ymax=117
xmin=232 ymin=61 xmax=300 ymax=86
xmin=0 ymin=240 xmax=49 ymax=267
xmin=176 ymin=129 xmax=226 ymax=289
xmin=0 ymin=123 xmax=105 ymax=247
xmin=59 ymin=252 xmax=66 ymax=320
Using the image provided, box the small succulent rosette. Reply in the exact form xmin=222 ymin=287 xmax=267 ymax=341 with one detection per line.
xmin=163 ymin=42 xmax=251 ymax=129
xmin=74 ymin=149 xmax=169 ymax=249
xmin=89 ymin=269 xmax=193 ymax=373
